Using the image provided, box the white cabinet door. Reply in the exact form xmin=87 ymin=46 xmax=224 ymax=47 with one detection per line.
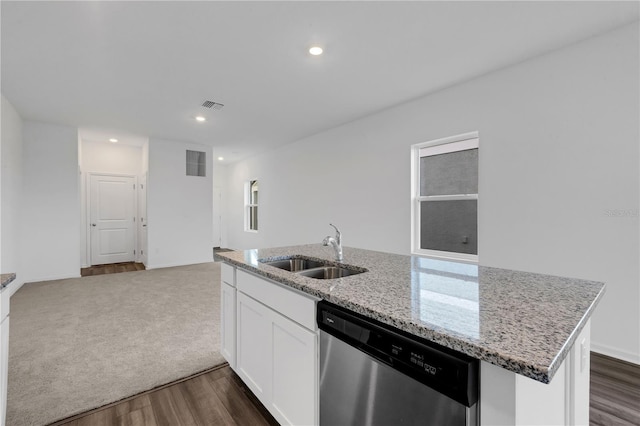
xmin=270 ymin=312 xmax=317 ymax=426
xmin=0 ymin=317 xmax=9 ymax=426
xmin=220 ymin=281 xmax=236 ymax=369
xmin=232 ymin=269 xmax=319 ymax=426
xmin=236 ymin=292 xmax=271 ymax=402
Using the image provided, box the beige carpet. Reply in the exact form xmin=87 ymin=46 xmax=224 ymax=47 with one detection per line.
xmin=6 ymin=262 xmax=224 ymax=426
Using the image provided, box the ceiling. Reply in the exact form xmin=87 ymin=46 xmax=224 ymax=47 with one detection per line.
xmin=2 ymin=1 xmax=638 ymax=161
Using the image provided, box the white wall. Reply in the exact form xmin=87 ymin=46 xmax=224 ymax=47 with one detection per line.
xmin=147 ymin=138 xmax=213 ymax=268
xmin=225 ymin=24 xmax=639 ymax=363
xmin=213 ymin=161 xmax=228 ymax=248
xmin=79 ymin=140 xmax=144 ymax=266
xmin=81 ymin=140 xmax=143 ymax=175
xmin=22 ymin=121 xmax=80 ymax=282
xmin=0 ymin=95 xmax=24 ymax=294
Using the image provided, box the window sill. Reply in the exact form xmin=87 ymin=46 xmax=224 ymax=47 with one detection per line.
xmin=411 ymin=249 xmax=478 ymax=264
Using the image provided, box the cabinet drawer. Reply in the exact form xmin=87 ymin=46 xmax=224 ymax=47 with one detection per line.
xmin=221 ymin=263 xmax=235 ymax=286
xmin=237 ymin=270 xmax=317 ymax=331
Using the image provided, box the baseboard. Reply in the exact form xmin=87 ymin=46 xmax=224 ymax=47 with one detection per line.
xmin=23 ymin=272 xmax=82 ymax=284
xmin=145 ymin=259 xmax=214 ymax=270
xmin=591 ymin=342 xmax=640 ymax=365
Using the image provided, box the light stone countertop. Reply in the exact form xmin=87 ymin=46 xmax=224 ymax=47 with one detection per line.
xmin=0 ymin=273 xmax=16 ymax=290
xmin=216 ymin=244 xmax=605 ymax=384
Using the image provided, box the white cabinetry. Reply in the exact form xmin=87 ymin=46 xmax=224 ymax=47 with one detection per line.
xmin=481 ymin=320 xmax=592 ymax=426
xmin=269 ymin=306 xmax=316 ymax=425
xmin=224 ymin=265 xmax=319 ymax=426
xmin=0 ymin=287 xmax=10 ymax=426
xmin=236 ymin=292 xmax=271 ymax=402
xmin=0 ymin=316 xmax=7 ymax=426
xmin=220 ymin=263 xmax=236 ymax=368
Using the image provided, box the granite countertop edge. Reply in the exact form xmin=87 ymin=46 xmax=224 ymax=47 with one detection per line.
xmin=0 ymin=273 xmax=16 ymax=290
xmin=217 ymin=246 xmax=605 ymax=384
xmin=545 ymin=284 xmax=606 ymax=380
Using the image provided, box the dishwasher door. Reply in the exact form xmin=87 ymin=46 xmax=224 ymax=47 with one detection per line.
xmin=319 ymin=331 xmax=474 ymax=426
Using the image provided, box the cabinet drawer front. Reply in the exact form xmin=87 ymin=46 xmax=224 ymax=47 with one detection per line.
xmin=221 ymin=263 xmax=235 ymax=286
xmin=237 ymin=270 xmax=317 ymax=331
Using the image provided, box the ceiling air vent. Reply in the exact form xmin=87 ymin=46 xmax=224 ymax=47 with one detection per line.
xmin=202 ymin=100 xmax=224 ymax=110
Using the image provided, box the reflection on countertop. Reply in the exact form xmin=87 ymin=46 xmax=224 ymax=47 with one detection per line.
xmin=217 ymin=244 xmax=605 ymax=383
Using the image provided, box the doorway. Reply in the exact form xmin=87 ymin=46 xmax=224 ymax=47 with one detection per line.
xmin=89 ymin=174 xmax=137 ymax=266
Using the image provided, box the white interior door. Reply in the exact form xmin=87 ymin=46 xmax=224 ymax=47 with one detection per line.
xmin=90 ymin=174 xmax=136 ymax=265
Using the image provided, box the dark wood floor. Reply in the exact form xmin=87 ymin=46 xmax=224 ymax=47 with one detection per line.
xmin=80 ymin=262 xmax=145 ymax=277
xmin=590 ymin=352 xmax=640 ymax=425
xmin=48 ymin=352 xmax=639 ymax=426
xmin=52 ymin=365 xmax=278 ymax=426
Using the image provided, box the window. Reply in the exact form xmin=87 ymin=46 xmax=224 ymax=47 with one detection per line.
xmin=245 ymin=180 xmax=258 ymax=232
xmin=186 ymin=150 xmax=206 ymax=177
xmin=412 ymin=132 xmax=478 ymax=262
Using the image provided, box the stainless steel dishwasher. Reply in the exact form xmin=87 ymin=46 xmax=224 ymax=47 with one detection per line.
xmin=318 ymin=301 xmax=478 ymax=426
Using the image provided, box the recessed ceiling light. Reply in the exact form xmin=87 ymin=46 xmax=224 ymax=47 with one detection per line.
xmin=109 ymin=138 xmax=118 ymax=143
xmin=309 ymin=46 xmax=323 ymax=56
xmin=218 ymin=157 xmax=224 ymax=161
xmin=195 ymin=115 xmax=206 ymax=122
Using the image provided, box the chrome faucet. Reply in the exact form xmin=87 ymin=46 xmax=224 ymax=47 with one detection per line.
xmin=323 ymin=223 xmax=343 ymax=261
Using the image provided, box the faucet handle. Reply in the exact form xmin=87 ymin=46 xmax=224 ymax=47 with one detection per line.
xmin=329 ymin=223 xmax=341 ymax=243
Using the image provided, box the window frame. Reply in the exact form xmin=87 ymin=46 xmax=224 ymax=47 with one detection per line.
xmin=411 ymin=131 xmax=479 ymax=263
xmin=186 ymin=150 xmax=206 ymax=177
xmin=244 ymin=179 xmax=259 ymax=233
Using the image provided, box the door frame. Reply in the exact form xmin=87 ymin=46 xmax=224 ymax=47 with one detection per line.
xmin=87 ymin=172 xmax=138 ymax=266
xmin=138 ymin=172 xmax=148 ymax=266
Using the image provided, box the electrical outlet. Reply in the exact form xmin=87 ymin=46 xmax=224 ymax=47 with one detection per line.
xmin=580 ymin=338 xmax=587 ymax=372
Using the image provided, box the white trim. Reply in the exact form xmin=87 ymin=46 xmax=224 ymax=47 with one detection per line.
xmin=591 ymin=342 xmax=640 ymax=365
xmin=411 ymin=131 xmax=479 ymax=263
xmin=565 ymin=339 xmax=575 ymax=426
xmin=417 ymin=194 xmax=478 ymax=202
xmin=22 ymin=272 xmax=81 ymax=283
xmin=145 ymin=259 xmax=214 ymax=270
xmin=419 ymin=137 xmax=479 ymax=157
xmin=416 ymin=131 xmax=479 ymax=150
xmin=413 ymin=249 xmax=478 ymax=264
xmin=244 ymin=179 xmax=259 ymax=232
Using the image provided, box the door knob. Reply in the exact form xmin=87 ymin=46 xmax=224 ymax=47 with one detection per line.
xmin=142 ymin=224 xmax=147 ymax=227
xmin=91 ymin=223 xmax=96 ymax=227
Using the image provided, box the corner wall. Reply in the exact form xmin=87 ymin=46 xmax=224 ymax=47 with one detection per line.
xmin=21 ymin=121 xmax=80 ymax=282
xmin=224 ymin=24 xmax=639 ymax=363
xmin=147 ymin=138 xmax=213 ymax=268
xmin=0 ymin=95 xmax=24 ymax=294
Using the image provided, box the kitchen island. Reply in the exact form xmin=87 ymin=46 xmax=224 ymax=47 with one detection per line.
xmin=217 ymin=244 xmax=604 ymax=425
xmin=0 ymin=273 xmax=16 ymax=426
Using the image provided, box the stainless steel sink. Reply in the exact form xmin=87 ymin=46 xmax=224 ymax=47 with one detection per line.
xmin=297 ymin=266 xmax=364 ymax=279
xmin=260 ymin=256 xmax=367 ymax=279
xmin=260 ymin=258 xmax=326 ymax=272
